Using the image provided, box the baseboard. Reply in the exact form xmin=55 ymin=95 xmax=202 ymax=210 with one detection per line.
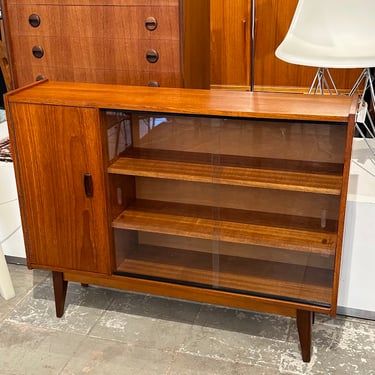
xmin=337 ymin=306 xmax=375 ymax=321
xmin=5 ymin=255 xmax=26 ymax=266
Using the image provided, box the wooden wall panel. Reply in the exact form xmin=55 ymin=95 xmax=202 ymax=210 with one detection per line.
xmin=210 ymin=0 xmax=362 ymax=92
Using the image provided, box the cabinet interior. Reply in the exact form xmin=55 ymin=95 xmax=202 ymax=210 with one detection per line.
xmin=104 ymin=110 xmax=347 ymax=307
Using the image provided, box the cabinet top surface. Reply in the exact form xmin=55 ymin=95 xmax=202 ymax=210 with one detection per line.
xmin=5 ymin=80 xmax=357 ymax=122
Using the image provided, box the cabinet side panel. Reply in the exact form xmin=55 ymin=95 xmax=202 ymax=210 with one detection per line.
xmin=330 ymin=114 xmax=356 ymax=313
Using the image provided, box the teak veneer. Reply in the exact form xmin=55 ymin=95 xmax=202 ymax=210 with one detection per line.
xmin=5 ymin=80 xmax=357 ymax=362
xmin=2 ymin=0 xmax=210 ymax=89
xmin=109 ymin=154 xmax=343 ymax=194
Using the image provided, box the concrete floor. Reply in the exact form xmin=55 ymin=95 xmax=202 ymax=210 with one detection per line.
xmin=0 ymin=264 xmax=374 ymax=375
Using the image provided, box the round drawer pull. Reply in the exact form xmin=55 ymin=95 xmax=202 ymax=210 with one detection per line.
xmin=32 ymin=45 xmax=44 ymax=58
xmin=146 ymin=49 xmax=159 ymax=63
xmin=148 ymin=81 xmax=160 ymax=87
xmin=29 ymin=14 xmax=41 ymax=28
xmin=145 ymin=17 xmax=158 ymax=31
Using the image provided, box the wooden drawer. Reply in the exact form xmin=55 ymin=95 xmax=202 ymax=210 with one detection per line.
xmin=11 ymin=36 xmax=181 ymax=72
xmin=10 ymin=36 xmax=105 ymax=69
xmin=6 ymin=5 xmax=104 ymax=37
xmin=12 ymin=65 xmax=106 ymax=86
xmin=104 ymin=6 xmax=179 ymax=40
xmin=104 ymin=39 xmax=181 ymax=72
xmin=7 ymin=5 xmax=179 ymax=40
xmin=12 ymin=64 xmax=182 ymax=88
xmin=102 ymin=70 xmax=182 ymax=87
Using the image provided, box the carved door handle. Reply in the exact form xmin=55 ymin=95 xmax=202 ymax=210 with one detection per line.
xmin=84 ymin=174 xmax=93 ymax=197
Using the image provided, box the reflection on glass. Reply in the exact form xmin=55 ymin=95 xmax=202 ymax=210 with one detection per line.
xmin=105 ymin=110 xmax=348 ymax=307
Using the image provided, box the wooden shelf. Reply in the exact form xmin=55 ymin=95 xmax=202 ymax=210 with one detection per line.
xmin=116 ymin=245 xmax=333 ymax=306
xmin=108 ymin=148 xmax=343 ymax=195
xmin=112 ymin=200 xmax=337 ymax=255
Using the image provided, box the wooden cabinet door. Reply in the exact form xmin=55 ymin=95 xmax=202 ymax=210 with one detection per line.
xmin=210 ymin=0 xmax=360 ymax=91
xmin=210 ymin=0 xmax=251 ymax=89
xmin=8 ymin=103 xmax=111 ymax=274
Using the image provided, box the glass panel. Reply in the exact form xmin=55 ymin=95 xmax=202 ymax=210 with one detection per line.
xmin=104 ymin=109 xmax=347 ymax=307
xmin=213 ymin=117 xmax=345 ymax=307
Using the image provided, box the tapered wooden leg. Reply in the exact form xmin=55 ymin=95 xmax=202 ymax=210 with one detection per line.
xmin=296 ymin=309 xmax=313 ymax=362
xmin=52 ymin=271 xmax=68 ymax=318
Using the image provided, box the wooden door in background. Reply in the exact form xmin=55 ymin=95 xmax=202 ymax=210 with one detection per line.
xmin=210 ymin=0 xmax=251 ymax=89
xmin=211 ymin=0 xmax=362 ymax=92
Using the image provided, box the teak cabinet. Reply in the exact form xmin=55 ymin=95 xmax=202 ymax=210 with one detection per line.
xmin=1 ymin=0 xmax=210 ymax=89
xmin=5 ymin=80 xmax=356 ymax=362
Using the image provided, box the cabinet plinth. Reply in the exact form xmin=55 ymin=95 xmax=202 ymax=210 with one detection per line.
xmin=5 ymin=80 xmax=356 ymax=362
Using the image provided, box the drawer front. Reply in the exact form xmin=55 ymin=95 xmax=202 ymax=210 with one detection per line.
xmin=104 ymin=6 xmax=180 ymax=40
xmin=12 ymin=64 xmax=106 ymax=86
xmin=102 ymin=70 xmax=182 ymax=87
xmin=6 ymin=5 xmax=103 ymax=37
xmin=7 ymin=5 xmax=179 ymax=40
xmin=10 ymin=36 xmax=105 ymax=69
xmin=11 ymin=36 xmax=180 ymax=70
xmin=104 ymin=39 xmax=181 ymax=72
xmin=12 ymin=63 xmax=182 ymax=88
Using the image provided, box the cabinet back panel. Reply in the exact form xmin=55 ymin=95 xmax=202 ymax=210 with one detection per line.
xmin=114 ymin=233 xmax=334 ymax=306
xmin=136 ymin=177 xmax=340 ymax=220
xmin=131 ymin=114 xmax=347 ymax=163
xmin=137 ymin=232 xmax=334 ymax=270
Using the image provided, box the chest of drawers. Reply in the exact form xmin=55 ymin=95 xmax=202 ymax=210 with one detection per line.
xmin=2 ymin=0 xmax=210 ymax=88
